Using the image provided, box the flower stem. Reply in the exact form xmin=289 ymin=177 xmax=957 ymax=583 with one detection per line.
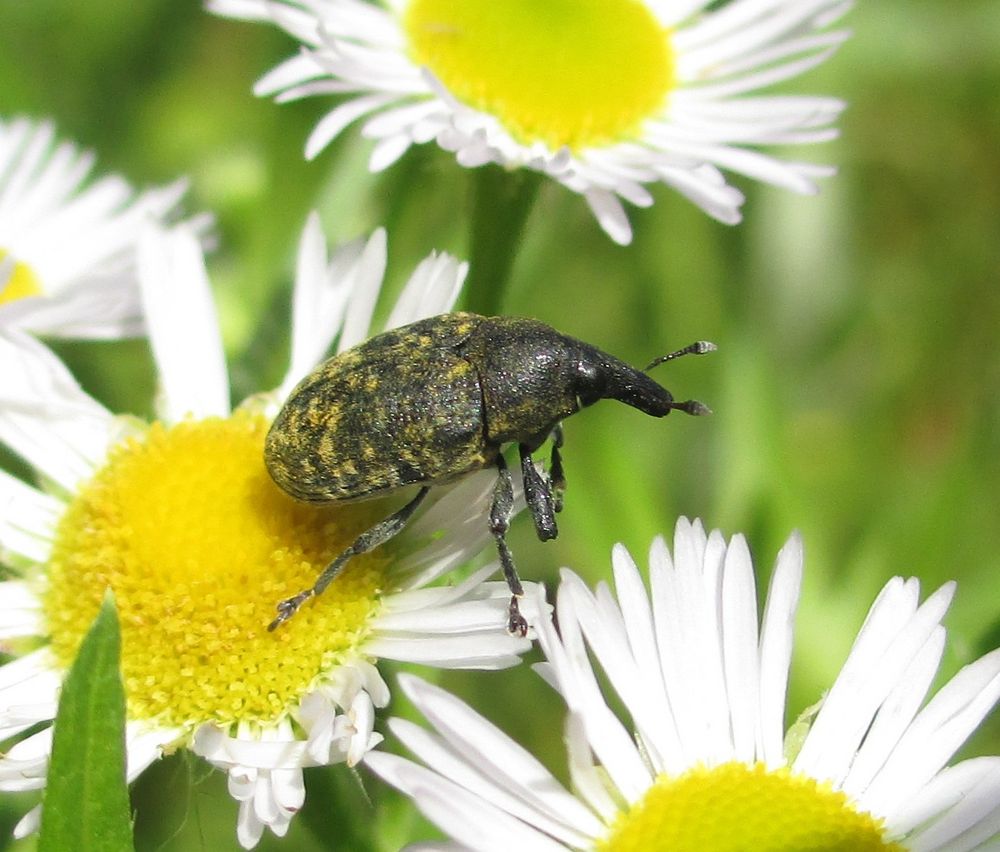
xmin=462 ymin=166 xmax=543 ymax=316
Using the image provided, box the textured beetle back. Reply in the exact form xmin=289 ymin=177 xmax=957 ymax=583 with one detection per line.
xmin=265 ymin=313 xmax=494 ymax=503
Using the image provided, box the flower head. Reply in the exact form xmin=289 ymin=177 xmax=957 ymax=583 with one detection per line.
xmin=368 ymin=518 xmax=1000 ymax=849
xmin=0 ymin=215 xmax=541 ymax=848
xmin=0 ymin=115 xmax=203 ymax=338
xmin=208 ymin=0 xmax=849 ymax=244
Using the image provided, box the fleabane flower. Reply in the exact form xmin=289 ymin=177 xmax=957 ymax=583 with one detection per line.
xmin=0 ymin=115 xmax=202 ymax=338
xmin=368 ymin=518 xmax=1000 ymax=850
xmin=208 ymin=0 xmax=849 ymax=244
xmin=0 ymin=214 xmax=542 ymax=849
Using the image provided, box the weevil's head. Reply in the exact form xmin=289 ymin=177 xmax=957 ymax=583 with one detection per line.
xmin=571 ymin=339 xmax=716 ymax=418
xmin=466 ymin=316 xmax=714 ymax=449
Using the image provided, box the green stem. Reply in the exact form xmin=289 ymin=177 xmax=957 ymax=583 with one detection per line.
xmin=462 ymin=165 xmax=543 ymax=316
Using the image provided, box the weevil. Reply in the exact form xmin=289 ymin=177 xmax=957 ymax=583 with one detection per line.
xmin=264 ymin=312 xmax=714 ymax=634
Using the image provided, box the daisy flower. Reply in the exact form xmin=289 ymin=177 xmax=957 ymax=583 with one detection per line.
xmin=0 ymin=115 xmax=202 ymax=338
xmin=368 ymin=518 xmax=1000 ymax=850
xmin=207 ymin=0 xmax=850 ymax=245
xmin=0 ymin=214 xmax=542 ymax=849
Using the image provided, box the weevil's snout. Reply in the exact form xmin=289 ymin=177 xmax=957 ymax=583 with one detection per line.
xmin=572 ymin=340 xmax=715 ymax=417
xmin=615 ymin=339 xmax=716 ymax=418
xmin=607 ymin=365 xmax=678 ymax=417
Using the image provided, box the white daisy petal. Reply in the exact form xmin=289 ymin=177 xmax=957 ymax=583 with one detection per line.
xmin=797 ymin=581 xmax=957 ymax=787
xmin=0 ymin=327 xmax=114 ymax=490
xmin=304 ymin=93 xmax=399 ymax=160
xmin=366 ymin=752 xmax=568 ymax=852
xmin=609 ymin=543 xmax=683 ymax=773
xmin=11 ymin=806 xmax=41 ymax=840
xmin=721 ymin=534 xmax=761 ymax=763
xmin=0 ymin=470 xmax=63 ymax=565
xmin=583 ymin=189 xmax=633 ymax=246
xmin=335 ymin=227 xmax=387 ymax=351
xmin=0 ymin=580 xmax=44 ymax=639
xmin=384 ymin=251 xmax=467 ymax=330
xmin=540 ymin=575 xmax=652 ymax=802
xmin=565 ymin=569 xmax=676 ymax=773
xmin=125 ymin=723 xmax=184 ymax=782
xmin=281 ymin=216 xmax=384 ymax=394
xmin=756 ymin=531 xmax=803 ymax=766
xmin=560 ymin=712 xmax=618 ymax=826
xmin=255 ymin=51 xmax=327 ymax=97
xmin=138 ymin=223 xmax=230 ymax=421
xmin=891 ymin=758 xmax=1000 ymax=838
xmin=284 ymin=210 xmax=337 ymax=387
xmin=392 ymin=674 xmax=604 ymax=844
xmin=841 ymin=626 xmax=946 ymax=798
xmin=906 ymin=761 xmax=1000 ymax=852
xmin=364 ymin=632 xmax=529 ymax=671
xmin=862 ymin=648 xmax=1000 ymax=818
xmin=0 ymin=276 xmax=149 ymax=339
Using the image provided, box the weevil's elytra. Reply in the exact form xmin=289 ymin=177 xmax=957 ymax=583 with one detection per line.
xmin=264 ymin=312 xmax=715 ymax=633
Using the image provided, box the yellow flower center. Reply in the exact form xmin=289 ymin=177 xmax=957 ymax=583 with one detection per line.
xmin=0 ymin=249 xmax=43 ymax=304
xmin=600 ymin=762 xmax=905 ymax=852
xmin=403 ymin=0 xmax=674 ymax=150
xmin=44 ymin=411 xmax=395 ymax=731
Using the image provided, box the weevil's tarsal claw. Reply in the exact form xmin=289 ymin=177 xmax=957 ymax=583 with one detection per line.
xmin=645 ymin=340 xmax=717 ymax=371
xmin=268 ymin=590 xmax=314 ymax=631
xmin=508 ymin=596 xmax=528 ymax=637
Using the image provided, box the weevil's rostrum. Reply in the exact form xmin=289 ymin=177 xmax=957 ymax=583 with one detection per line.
xmin=264 ymin=311 xmax=715 ymax=633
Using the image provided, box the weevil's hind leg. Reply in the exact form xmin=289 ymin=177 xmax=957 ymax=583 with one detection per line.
xmin=268 ymin=486 xmax=431 ymax=631
xmin=549 ymin=424 xmax=565 ymax=513
xmin=490 ymin=454 xmax=528 ymax=636
xmin=519 ymin=443 xmax=557 ymax=542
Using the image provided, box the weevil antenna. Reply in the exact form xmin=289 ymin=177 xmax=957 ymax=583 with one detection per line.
xmin=669 ymin=399 xmax=712 ymax=416
xmin=645 ymin=340 xmax=717 ymax=371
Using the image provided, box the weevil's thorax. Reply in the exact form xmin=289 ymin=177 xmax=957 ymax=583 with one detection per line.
xmin=459 ymin=317 xmax=582 ymax=449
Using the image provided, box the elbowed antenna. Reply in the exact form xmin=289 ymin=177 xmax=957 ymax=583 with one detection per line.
xmin=669 ymin=399 xmax=713 ymax=416
xmin=645 ymin=340 xmax=717 ymax=417
xmin=644 ymin=340 xmax=718 ymax=371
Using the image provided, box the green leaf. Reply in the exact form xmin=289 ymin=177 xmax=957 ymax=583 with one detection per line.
xmin=39 ymin=591 xmax=133 ymax=852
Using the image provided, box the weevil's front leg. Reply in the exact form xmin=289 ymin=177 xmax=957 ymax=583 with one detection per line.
xmin=268 ymin=486 xmax=431 ymax=631
xmin=519 ymin=443 xmax=557 ymax=542
xmin=490 ymin=454 xmax=528 ymax=636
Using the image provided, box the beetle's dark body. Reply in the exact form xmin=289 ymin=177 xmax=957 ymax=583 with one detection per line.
xmin=264 ymin=311 xmax=713 ymax=633
xmin=267 ymin=313 xmax=689 ymax=501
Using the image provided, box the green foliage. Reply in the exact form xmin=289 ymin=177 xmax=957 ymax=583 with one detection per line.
xmin=38 ymin=593 xmax=132 ymax=852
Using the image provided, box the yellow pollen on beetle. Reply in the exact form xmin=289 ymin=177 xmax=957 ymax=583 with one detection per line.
xmin=0 ymin=249 xmax=43 ymax=305
xmin=403 ymin=0 xmax=674 ymax=150
xmin=44 ymin=411 xmax=393 ymax=730
xmin=599 ymin=762 xmax=904 ymax=852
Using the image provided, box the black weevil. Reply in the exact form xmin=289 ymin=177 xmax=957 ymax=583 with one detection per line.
xmin=264 ymin=312 xmax=714 ymax=634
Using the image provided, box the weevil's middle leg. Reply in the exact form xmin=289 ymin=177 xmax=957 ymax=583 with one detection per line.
xmin=268 ymin=486 xmax=431 ymax=631
xmin=490 ymin=454 xmax=528 ymax=636
xmin=549 ymin=424 xmax=565 ymax=513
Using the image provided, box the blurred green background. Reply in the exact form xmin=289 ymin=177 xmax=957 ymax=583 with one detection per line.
xmin=1 ymin=0 xmax=998 ymax=849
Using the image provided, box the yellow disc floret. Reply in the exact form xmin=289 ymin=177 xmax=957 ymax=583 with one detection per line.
xmin=601 ymin=761 xmax=904 ymax=852
xmin=0 ymin=249 xmax=43 ymax=305
xmin=44 ymin=411 xmax=393 ymax=730
xmin=404 ymin=0 xmax=674 ymax=150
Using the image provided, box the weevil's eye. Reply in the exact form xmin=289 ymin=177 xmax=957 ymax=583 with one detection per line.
xmin=574 ymin=360 xmax=607 ymax=407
